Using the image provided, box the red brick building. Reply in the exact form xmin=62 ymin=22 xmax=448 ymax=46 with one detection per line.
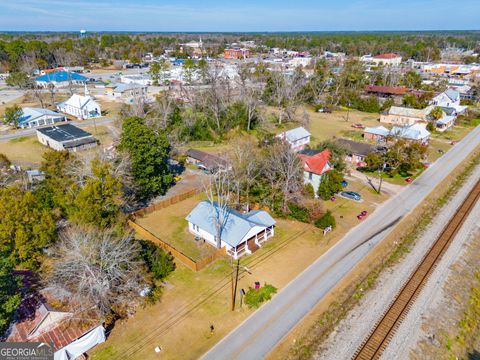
xmin=224 ymin=48 xmax=250 ymax=60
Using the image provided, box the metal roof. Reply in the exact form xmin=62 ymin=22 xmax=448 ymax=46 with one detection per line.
xmin=278 ymin=126 xmax=311 ymax=143
xmin=36 ymin=124 xmax=94 ymax=143
xmin=391 ymin=124 xmax=430 ymax=140
xmin=36 ymin=71 xmax=88 ymax=83
xmin=19 ymin=107 xmax=65 ymax=124
xmin=186 ymin=201 xmax=276 ymax=247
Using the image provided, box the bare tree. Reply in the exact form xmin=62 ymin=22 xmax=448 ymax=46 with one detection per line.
xmin=236 ymin=69 xmax=262 ymax=131
xmin=264 ymin=141 xmax=303 ymax=212
xmin=146 ymin=89 xmax=175 ymax=130
xmin=47 ymin=227 xmax=148 ymax=318
xmin=229 ymin=138 xmax=260 ymax=211
xmin=204 ymin=166 xmax=232 ymax=249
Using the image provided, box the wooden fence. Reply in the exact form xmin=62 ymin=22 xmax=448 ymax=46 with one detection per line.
xmin=129 ymin=220 xmax=226 ymax=271
xmin=132 ymin=188 xmax=201 ymax=218
xmin=129 ymin=188 xmax=226 ymax=271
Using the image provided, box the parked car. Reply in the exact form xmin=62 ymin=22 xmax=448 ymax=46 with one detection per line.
xmin=405 ymin=177 xmax=413 ymax=183
xmin=340 ymin=191 xmax=362 ymax=201
xmin=351 ymin=123 xmax=365 ymax=129
xmin=317 ymin=107 xmax=332 ymax=113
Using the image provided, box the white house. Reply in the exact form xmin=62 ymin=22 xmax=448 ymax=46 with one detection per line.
xmin=57 ymin=93 xmax=101 ymax=120
xmin=390 ymin=123 xmax=431 ymax=144
xmin=36 ymin=124 xmax=98 ymax=152
xmin=362 ymin=53 xmax=402 ymax=66
xmin=298 ymin=149 xmax=333 ymax=194
xmin=106 ymin=83 xmax=148 ymax=103
xmin=276 ymin=126 xmax=311 ymax=152
xmin=17 ymin=107 xmax=66 ymax=128
xmin=430 ymin=89 xmax=468 ymax=114
xmin=186 ymin=201 xmax=276 ymax=259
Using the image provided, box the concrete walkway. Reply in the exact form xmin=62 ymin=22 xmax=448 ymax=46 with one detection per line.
xmin=202 ymin=125 xmax=480 ymax=360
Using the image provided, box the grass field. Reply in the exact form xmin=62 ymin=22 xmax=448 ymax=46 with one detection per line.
xmin=307 ymin=107 xmax=380 ymax=145
xmin=92 ymin=178 xmax=391 ymax=360
xmin=0 ymin=135 xmax=46 ymax=167
xmin=0 ymin=125 xmax=114 ymax=168
xmin=135 ymin=193 xmax=219 ymax=260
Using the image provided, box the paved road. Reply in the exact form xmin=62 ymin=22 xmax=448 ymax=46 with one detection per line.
xmin=202 ymin=125 xmax=480 ymax=360
xmin=0 ymin=117 xmax=116 ymax=141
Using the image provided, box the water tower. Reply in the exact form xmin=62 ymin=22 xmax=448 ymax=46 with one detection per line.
xmin=80 ymin=29 xmax=87 ymax=39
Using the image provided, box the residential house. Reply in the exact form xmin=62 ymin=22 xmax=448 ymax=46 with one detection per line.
xmin=6 ymin=274 xmax=105 ymax=360
xmin=336 ymin=139 xmax=379 ymax=165
xmin=276 ymin=126 xmax=311 ymax=152
xmin=364 ymin=124 xmax=430 ymax=144
xmin=57 ymin=93 xmax=101 ymax=120
xmin=435 ymin=107 xmax=457 ymax=132
xmin=186 ymin=201 xmax=276 ymax=259
xmin=364 ymin=125 xmax=390 ymax=142
xmin=430 ymin=89 xmax=468 ymax=114
xmin=36 ymin=124 xmax=98 ymax=152
xmin=106 ymin=83 xmax=148 ymax=103
xmin=365 ymin=85 xmax=409 ymax=98
xmin=390 ymin=123 xmax=431 ymax=144
xmin=298 ymin=149 xmax=332 ymax=192
xmin=186 ymin=149 xmax=229 ymax=172
xmin=380 ymin=106 xmax=434 ymax=126
xmin=36 ymin=71 xmax=88 ymax=88
xmin=17 ymin=107 xmax=66 ymax=128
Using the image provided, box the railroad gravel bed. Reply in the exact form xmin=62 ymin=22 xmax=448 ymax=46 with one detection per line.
xmin=314 ymin=165 xmax=480 ymax=360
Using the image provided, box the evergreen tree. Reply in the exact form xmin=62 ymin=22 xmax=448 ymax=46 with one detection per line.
xmin=0 ymin=258 xmax=20 ymax=337
xmin=0 ymin=187 xmax=56 ymax=268
xmin=317 ymin=170 xmax=344 ymax=200
xmin=119 ymin=117 xmax=173 ymax=200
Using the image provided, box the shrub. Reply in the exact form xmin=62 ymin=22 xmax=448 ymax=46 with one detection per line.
xmin=139 ymin=241 xmax=176 ymax=281
xmin=426 ymin=122 xmax=436 ymax=132
xmin=0 ymin=153 xmax=10 ymax=169
xmin=244 ymin=284 xmax=277 ymax=308
xmin=304 ymin=183 xmax=315 ymax=199
xmin=317 ymin=170 xmax=344 ymax=200
xmin=315 ymin=210 xmax=336 ymax=230
xmin=287 ymin=203 xmax=310 ymax=223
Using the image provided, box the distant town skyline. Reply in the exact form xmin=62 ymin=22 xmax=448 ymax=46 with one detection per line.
xmin=1 ymin=0 xmax=479 ymax=32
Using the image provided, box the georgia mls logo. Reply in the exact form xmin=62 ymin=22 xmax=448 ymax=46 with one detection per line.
xmin=0 ymin=342 xmax=53 ymax=360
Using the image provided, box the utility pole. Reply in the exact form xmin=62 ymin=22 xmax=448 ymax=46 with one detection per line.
xmin=231 ymin=258 xmax=240 ymax=311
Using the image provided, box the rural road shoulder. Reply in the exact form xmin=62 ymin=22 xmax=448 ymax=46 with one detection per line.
xmin=202 ymin=125 xmax=480 ymax=360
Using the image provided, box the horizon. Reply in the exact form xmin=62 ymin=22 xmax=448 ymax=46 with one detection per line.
xmin=1 ymin=0 xmax=479 ymax=32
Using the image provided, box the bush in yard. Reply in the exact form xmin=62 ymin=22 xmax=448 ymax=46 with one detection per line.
xmin=303 ymin=183 xmax=315 ymax=198
xmin=314 ymin=210 xmax=336 ymax=230
xmin=244 ymin=284 xmax=277 ymax=309
xmin=426 ymin=121 xmax=436 ymax=132
xmin=317 ymin=169 xmax=345 ymax=200
xmin=287 ymin=202 xmax=310 ymax=223
xmin=139 ymin=240 xmax=176 ymax=281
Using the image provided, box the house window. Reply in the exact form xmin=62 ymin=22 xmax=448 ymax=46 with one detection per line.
xmin=308 ymin=172 xmax=313 ymax=180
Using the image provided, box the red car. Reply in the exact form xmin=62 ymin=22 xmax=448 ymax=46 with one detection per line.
xmin=405 ymin=177 xmax=413 ymax=183
xmin=351 ymin=123 xmax=365 ymax=129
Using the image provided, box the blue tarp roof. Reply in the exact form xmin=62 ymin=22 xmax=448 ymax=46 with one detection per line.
xmin=36 ymin=71 xmax=88 ymax=83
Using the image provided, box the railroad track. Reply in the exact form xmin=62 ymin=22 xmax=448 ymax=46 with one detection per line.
xmin=353 ymin=179 xmax=480 ymax=360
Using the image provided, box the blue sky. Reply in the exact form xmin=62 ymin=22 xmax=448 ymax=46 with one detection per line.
xmin=1 ymin=0 xmax=479 ymax=32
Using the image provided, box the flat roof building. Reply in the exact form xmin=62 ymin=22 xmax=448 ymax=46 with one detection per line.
xmin=36 ymin=124 xmax=98 ymax=152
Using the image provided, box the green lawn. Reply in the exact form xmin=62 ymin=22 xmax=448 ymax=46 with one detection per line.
xmin=134 ymin=194 xmax=218 ymax=261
